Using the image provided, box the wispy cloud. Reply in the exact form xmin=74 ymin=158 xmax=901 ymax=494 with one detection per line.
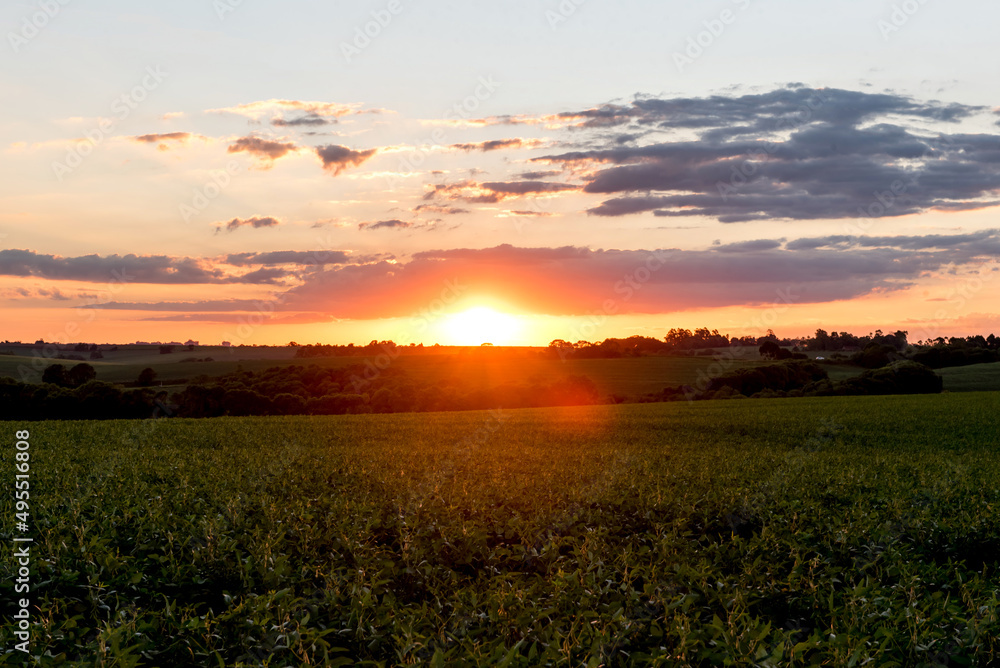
xmin=215 ymin=216 xmax=282 ymax=233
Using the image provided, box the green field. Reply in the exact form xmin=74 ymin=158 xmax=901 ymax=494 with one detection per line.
xmin=7 ymin=344 xmax=999 ymax=403
xmin=0 ymin=347 xmax=772 ymax=399
xmin=3 ymin=393 xmax=1000 ymax=665
xmin=937 ymin=362 xmax=1000 ymax=392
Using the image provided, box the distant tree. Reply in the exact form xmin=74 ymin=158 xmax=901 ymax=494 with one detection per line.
xmin=41 ymin=364 xmax=67 ymax=386
xmin=66 ymin=363 xmax=97 ymax=388
xmin=137 ymin=367 xmax=157 ymax=387
xmin=159 ymin=345 xmax=174 ymax=355
xmin=758 ymin=340 xmax=782 ymax=360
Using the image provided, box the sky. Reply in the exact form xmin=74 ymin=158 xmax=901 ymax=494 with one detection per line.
xmin=2 ymin=0 xmax=1000 ymax=346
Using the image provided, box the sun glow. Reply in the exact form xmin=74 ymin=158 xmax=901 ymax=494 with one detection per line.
xmin=441 ymin=306 xmax=523 ymax=346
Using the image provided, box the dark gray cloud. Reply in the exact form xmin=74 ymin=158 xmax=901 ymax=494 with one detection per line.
xmin=785 ymin=229 xmax=1000 ymax=252
xmin=712 ymin=239 xmax=784 ymax=253
xmin=316 ymin=144 xmax=377 ymax=175
xmin=530 ymin=86 xmax=1000 ymax=222
xmin=272 ymin=113 xmax=333 ymax=127
xmin=216 ymin=216 xmax=281 ymax=233
xmin=556 ymin=86 xmax=979 ymax=130
xmin=0 ymin=250 xmax=286 ymax=284
xmin=517 ymin=170 xmax=562 ymax=180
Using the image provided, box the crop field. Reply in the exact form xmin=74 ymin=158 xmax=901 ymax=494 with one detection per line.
xmin=936 ymin=363 xmax=1000 ymax=393
xmin=0 ymin=348 xmax=771 ymax=399
xmin=3 ymin=393 xmax=1000 ymax=666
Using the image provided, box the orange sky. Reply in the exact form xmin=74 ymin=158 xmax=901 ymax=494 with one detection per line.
xmin=4 ymin=4 xmax=1000 ymax=346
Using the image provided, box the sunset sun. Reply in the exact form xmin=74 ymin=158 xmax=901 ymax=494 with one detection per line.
xmin=442 ymin=306 xmax=523 ymax=346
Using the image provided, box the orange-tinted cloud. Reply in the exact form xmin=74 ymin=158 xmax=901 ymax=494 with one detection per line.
xmin=227 ymin=136 xmax=298 ymax=165
xmin=279 ymin=235 xmax=1000 ymax=319
xmin=316 ymin=144 xmax=377 ymax=175
xmin=424 ymin=180 xmax=580 ymax=203
xmin=450 ymin=138 xmax=543 ymax=152
xmin=131 ymin=132 xmax=201 ymax=151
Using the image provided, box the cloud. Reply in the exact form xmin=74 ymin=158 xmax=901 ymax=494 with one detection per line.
xmin=1 ymin=287 xmax=73 ymax=301
xmin=131 ymin=132 xmax=201 ymax=151
xmin=450 ymin=138 xmax=542 ymax=152
xmin=80 ymin=299 xmax=294 ymax=311
xmin=224 ymin=250 xmax=355 ymax=266
xmin=496 ymin=210 xmax=555 ymax=218
xmin=272 ymin=113 xmax=333 ymax=127
xmin=227 ymin=136 xmax=298 ymax=164
xmin=0 ymin=250 xmax=286 ymax=284
xmin=215 ymin=216 xmax=281 ymax=233
xmin=528 ymin=86 xmax=1000 ymax=222
xmin=279 ymin=236 xmax=1000 ymax=319
xmin=358 ymin=219 xmax=413 ymax=231
xmin=784 ymin=229 xmax=1000 ymax=252
xmin=517 ymin=170 xmax=562 ymax=180
xmin=424 ymin=180 xmax=580 ymax=203
xmin=413 ymin=204 xmax=470 ymax=216
xmin=209 ymin=99 xmax=366 ymax=120
xmin=712 ymin=239 xmax=785 ymax=253
xmin=316 ymin=144 xmax=377 ymax=175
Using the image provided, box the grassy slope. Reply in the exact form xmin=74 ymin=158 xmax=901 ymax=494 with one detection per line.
xmin=3 ymin=392 xmax=1000 ymax=665
xmin=937 ymin=361 xmax=1000 ymax=392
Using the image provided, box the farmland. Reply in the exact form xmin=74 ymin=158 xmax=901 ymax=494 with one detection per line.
xmin=5 ymin=344 xmax=1000 ymax=403
xmin=3 ymin=392 xmax=1000 ymax=665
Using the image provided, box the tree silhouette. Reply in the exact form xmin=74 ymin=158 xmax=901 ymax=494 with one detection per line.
xmin=137 ymin=367 xmax=157 ymax=387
